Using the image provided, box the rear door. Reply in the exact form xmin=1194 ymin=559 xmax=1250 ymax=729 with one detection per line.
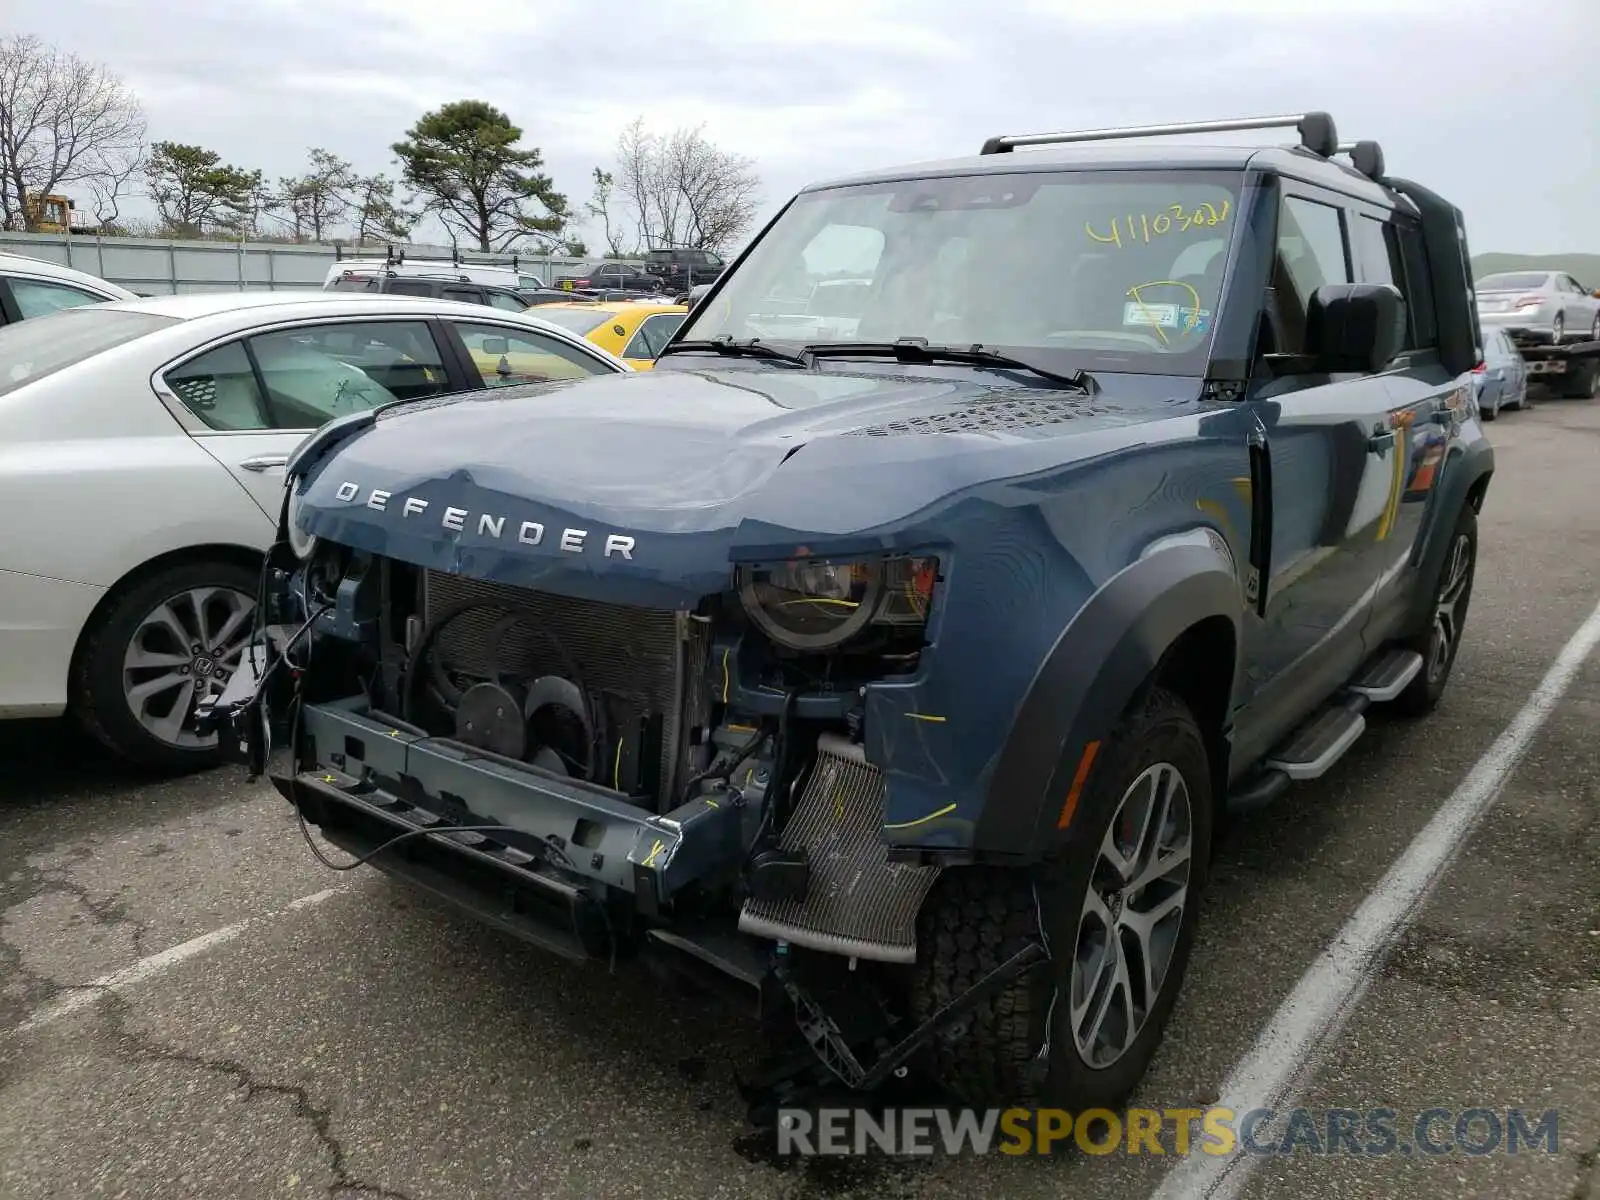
xmin=157 ymin=317 xmax=460 ymax=516
xmin=1348 ymin=207 xmax=1461 ymax=642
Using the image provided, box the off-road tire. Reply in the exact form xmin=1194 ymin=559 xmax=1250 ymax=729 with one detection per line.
xmin=910 ymin=685 xmax=1213 ymax=1108
xmin=71 ymin=558 xmax=259 ymax=772
xmin=1391 ymin=504 xmax=1477 ymax=717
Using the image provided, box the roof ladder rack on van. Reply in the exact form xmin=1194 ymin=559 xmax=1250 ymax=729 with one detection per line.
xmin=979 ymin=112 xmax=1340 ymax=159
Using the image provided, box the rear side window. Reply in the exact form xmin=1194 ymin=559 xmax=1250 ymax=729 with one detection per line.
xmin=8 ymin=277 xmax=110 ymax=318
xmin=0 ymin=307 xmax=176 ymax=398
xmin=386 ymin=278 xmax=436 ymax=297
xmin=1396 ymin=225 xmax=1439 ymax=349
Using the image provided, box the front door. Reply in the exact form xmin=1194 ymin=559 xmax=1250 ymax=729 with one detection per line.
xmin=1231 ymin=189 xmax=1396 ymax=763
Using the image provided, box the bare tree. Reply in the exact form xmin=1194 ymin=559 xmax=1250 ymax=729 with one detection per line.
xmin=82 ymin=142 xmax=146 ymax=232
xmin=609 ymin=117 xmax=759 ymax=252
xmin=0 ymin=34 xmax=146 ymax=231
xmin=666 ymin=127 xmax=760 ymax=251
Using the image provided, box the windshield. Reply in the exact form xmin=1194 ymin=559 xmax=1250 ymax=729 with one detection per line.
xmin=534 ymin=307 xmax=610 ymax=336
xmin=1476 ymin=272 xmax=1549 ymax=292
xmin=0 ymin=307 xmax=177 ymax=398
xmin=677 ymin=169 xmax=1243 ymax=375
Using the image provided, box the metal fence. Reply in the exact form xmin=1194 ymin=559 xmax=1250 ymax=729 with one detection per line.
xmin=0 ymin=230 xmax=611 ymax=295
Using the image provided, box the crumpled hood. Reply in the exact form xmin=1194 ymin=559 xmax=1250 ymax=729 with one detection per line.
xmin=295 ymin=365 xmax=1203 ymax=605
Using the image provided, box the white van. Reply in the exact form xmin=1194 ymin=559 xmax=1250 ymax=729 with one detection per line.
xmin=322 ymin=257 xmax=547 ymax=291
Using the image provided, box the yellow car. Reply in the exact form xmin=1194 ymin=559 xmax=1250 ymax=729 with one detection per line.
xmin=532 ymin=301 xmax=688 ymax=370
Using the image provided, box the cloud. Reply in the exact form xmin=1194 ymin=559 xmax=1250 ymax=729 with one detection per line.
xmin=7 ymin=0 xmax=1599 ymax=256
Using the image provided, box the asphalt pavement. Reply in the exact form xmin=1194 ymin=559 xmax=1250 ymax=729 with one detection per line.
xmin=3 ymin=394 xmax=1597 ymax=1200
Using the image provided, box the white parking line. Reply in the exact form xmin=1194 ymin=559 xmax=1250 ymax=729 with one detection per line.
xmin=1152 ymin=595 xmax=1600 ymax=1200
xmin=8 ymin=885 xmax=347 ymax=1037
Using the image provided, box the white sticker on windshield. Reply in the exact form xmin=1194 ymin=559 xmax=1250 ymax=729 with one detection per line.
xmin=1122 ymin=302 xmax=1211 ymax=332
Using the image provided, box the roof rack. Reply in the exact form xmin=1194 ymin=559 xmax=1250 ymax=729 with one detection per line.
xmin=333 ymin=244 xmax=524 ymax=272
xmin=1335 ymin=140 xmax=1387 ymax=181
xmin=980 ymin=112 xmax=1340 ymax=160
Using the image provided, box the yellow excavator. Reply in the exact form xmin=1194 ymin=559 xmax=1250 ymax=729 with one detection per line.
xmin=23 ymin=192 xmax=96 ymax=234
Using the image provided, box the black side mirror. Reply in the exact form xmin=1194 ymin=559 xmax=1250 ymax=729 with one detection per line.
xmin=1305 ymin=282 xmax=1405 ymax=373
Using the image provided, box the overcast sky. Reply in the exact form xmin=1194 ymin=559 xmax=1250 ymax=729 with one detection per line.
xmin=12 ymin=0 xmax=1600 ymax=258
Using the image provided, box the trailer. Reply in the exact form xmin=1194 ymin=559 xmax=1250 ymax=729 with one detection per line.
xmin=1512 ymin=334 xmax=1600 ymax=399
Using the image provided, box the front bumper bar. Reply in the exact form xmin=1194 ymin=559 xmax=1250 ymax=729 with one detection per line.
xmin=288 ymin=697 xmax=749 ymax=917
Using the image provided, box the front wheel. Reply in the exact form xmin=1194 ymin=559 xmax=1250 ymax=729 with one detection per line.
xmin=1550 ymin=313 xmax=1565 ymax=344
xmin=911 ymin=686 xmax=1213 ymax=1108
xmin=71 ymin=558 xmax=259 ymax=771
xmin=1392 ymin=505 xmax=1476 ymax=717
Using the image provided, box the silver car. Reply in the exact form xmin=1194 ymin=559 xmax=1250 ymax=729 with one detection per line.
xmin=1474 ymin=270 xmax=1600 ymax=345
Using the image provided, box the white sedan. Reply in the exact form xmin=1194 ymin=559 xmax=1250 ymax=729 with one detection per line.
xmin=0 ymin=290 xmax=630 ymax=768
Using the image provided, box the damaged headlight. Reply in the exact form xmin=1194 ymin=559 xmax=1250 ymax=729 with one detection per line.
xmin=285 ymin=477 xmax=317 ymax=561
xmin=738 ymin=556 xmax=936 ymax=651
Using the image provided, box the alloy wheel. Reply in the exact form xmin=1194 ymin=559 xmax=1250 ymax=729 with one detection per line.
xmin=121 ymin=586 xmax=256 ymax=748
xmin=1428 ymin=532 xmax=1473 ymax=684
xmin=1552 ymin=314 xmax=1565 ymax=344
xmin=1070 ymin=762 xmax=1193 ymax=1069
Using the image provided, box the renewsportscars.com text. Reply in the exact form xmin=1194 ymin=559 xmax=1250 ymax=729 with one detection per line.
xmin=776 ymin=1106 xmax=1561 ymax=1157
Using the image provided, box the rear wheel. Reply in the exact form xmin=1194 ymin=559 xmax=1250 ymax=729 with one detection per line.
xmin=1558 ymin=359 xmax=1599 ymax=400
xmin=71 ymin=558 xmax=258 ymax=771
xmin=1392 ymin=505 xmax=1476 ymax=717
xmin=911 ymin=686 xmax=1212 ymax=1108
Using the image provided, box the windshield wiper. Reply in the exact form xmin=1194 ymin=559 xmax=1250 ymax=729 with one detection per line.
xmin=657 ymin=336 xmax=807 ymax=366
xmin=798 ymin=337 xmax=1099 ymax=394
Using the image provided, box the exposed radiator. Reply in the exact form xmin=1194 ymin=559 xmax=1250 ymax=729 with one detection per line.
xmin=739 ymin=734 xmax=941 ymax=963
xmin=421 ymin=571 xmax=710 ymax=803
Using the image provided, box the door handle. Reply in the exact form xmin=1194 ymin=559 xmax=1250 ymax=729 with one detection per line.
xmin=239 ymin=454 xmax=289 ymax=472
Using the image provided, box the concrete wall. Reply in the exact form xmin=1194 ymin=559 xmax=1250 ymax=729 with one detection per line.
xmin=0 ymin=231 xmax=602 ymax=295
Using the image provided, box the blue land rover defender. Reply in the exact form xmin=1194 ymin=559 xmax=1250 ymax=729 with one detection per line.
xmin=217 ymin=113 xmax=1492 ymax=1114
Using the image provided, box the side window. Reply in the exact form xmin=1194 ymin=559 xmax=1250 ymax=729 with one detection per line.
xmin=451 ymin=321 xmax=614 ymax=387
xmin=386 ymin=278 xmax=434 ymax=297
xmin=1395 ymin=225 xmax=1439 ymax=349
xmin=9 ymin=278 xmax=107 ymax=319
xmin=165 ymin=342 xmax=268 ymax=431
xmin=487 ymin=290 xmax=527 ymax=312
xmin=443 ymin=285 xmax=486 ymax=306
xmin=1272 ymin=195 xmax=1350 ymax=354
xmin=1351 ymin=215 xmax=1412 ymax=351
xmin=621 ymin=313 xmax=687 ymax=359
xmin=245 ymin=320 xmax=448 ymax=429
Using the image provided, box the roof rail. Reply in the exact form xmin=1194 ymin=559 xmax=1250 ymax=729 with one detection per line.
xmin=980 ymin=112 xmax=1339 ymax=159
xmin=1335 ymin=140 xmax=1387 ymax=181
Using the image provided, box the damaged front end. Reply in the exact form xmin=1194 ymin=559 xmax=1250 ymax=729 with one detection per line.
xmin=212 ymin=484 xmax=1045 ymax=1114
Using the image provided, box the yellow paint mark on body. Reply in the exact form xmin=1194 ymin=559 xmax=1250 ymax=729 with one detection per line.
xmin=882 ymin=802 xmax=959 ymax=831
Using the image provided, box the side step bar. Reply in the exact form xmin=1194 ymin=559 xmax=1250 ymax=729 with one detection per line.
xmin=1227 ymin=648 xmax=1423 ymax=809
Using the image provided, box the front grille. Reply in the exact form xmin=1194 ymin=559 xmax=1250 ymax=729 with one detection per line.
xmin=422 ymin=571 xmax=710 ymax=803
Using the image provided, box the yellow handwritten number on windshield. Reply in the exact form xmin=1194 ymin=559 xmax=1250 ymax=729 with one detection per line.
xmin=1087 ymin=200 xmax=1230 ymax=249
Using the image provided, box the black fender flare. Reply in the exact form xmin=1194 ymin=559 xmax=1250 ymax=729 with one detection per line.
xmin=975 ymin=540 xmax=1242 ymax=858
xmin=1403 ymin=436 xmax=1494 ymax=636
